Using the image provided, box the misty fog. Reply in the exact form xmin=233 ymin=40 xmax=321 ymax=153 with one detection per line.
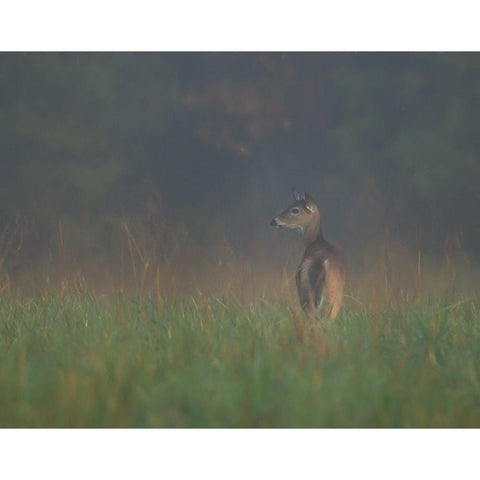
xmin=1 ymin=52 xmax=479 ymax=300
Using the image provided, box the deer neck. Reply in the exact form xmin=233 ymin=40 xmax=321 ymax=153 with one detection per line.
xmin=303 ymin=212 xmax=324 ymax=246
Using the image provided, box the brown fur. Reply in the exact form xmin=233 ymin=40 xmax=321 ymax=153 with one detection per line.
xmin=271 ymin=191 xmax=346 ymax=319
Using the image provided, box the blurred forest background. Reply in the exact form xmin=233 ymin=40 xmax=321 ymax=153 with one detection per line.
xmin=1 ymin=52 xmax=479 ymax=299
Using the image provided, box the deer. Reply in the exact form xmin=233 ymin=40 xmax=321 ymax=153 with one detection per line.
xmin=270 ymin=190 xmax=346 ymax=319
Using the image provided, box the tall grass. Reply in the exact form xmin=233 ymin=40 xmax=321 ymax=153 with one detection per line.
xmin=1 ymin=209 xmax=479 ymax=427
xmin=1 ymin=291 xmax=479 ymax=427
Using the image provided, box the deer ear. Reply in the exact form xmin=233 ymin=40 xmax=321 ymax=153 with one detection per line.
xmin=292 ymin=189 xmax=302 ymax=201
xmin=304 ymin=192 xmax=316 ymax=212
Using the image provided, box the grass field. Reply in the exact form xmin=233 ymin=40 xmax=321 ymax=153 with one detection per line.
xmin=0 ymin=290 xmax=479 ymax=428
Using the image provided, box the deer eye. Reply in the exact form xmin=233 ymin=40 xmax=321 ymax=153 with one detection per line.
xmin=291 ymin=208 xmax=300 ymax=215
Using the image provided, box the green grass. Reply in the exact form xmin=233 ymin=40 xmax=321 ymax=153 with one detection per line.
xmin=0 ymin=292 xmax=480 ymax=427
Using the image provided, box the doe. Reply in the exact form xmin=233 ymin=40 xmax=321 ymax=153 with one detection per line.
xmin=271 ymin=190 xmax=346 ymax=319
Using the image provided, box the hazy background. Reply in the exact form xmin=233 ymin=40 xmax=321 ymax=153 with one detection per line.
xmin=1 ymin=52 xmax=479 ymax=300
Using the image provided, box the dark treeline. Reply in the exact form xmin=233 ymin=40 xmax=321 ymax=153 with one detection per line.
xmin=1 ymin=52 xmax=479 ymax=287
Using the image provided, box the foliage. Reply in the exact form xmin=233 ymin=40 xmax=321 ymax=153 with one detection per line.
xmin=1 ymin=53 xmax=480 ymax=274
